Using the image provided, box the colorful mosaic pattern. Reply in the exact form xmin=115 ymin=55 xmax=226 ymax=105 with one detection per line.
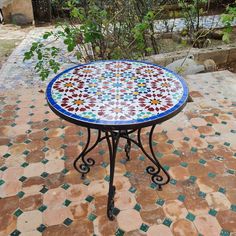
xmin=47 ymin=60 xmax=188 ymax=126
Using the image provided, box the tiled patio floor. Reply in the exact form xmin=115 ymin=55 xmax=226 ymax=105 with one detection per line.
xmin=0 ymin=70 xmax=236 ymax=236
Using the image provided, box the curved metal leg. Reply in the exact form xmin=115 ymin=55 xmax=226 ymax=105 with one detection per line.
xmin=73 ymin=128 xmax=101 ymax=179
xmin=105 ymin=130 xmax=120 ymax=220
xmin=138 ymin=125 xmax=170 ymax=190
xmin=124 ymin=131 xmax=131 ymax=161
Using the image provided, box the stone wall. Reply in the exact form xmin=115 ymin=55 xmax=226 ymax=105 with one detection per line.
xmin=2 ymin=0 xmax=34 ymax=24
xmin=148 ymin=43 xmax=236 ymax=69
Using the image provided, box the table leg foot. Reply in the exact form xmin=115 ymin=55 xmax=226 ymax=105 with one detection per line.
xmin=107 ymin=186 xmax=116 ymax=220
xmin=124 ymin=131 xmax=131 ymax=161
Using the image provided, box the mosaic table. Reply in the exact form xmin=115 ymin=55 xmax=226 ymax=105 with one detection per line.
xmin=46 ymin=60 xmax=189 ymax=220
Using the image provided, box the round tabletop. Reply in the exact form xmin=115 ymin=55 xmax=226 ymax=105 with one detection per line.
xmin=46 ymin=60 xmax=189 ymax=130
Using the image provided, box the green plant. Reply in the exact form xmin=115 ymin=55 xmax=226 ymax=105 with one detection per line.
xmin=24 ymin=0 xmax=166 ymax=81
xmin=221 ymin=0 xmax=236 ymax=43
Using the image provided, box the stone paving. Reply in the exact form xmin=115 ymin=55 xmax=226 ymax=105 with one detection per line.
xmin=0 ymin=69 xmax=236 ymax=235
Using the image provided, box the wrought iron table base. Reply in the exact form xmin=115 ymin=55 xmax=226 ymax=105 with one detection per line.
xmin=73 ymin=125 xmax=170 ymax=220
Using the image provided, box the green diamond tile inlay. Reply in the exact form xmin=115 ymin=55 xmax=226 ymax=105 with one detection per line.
xmin=189 ymin=176 xmax=197 ymax=183
xmin=124 ymin=171 xmax=132 ymax=178
xmin=88 ymin=213 xmax=97 ymax=221
xmin=11 ymin=123 xmax=16 ymax=127
xmin=19 ymin=176 xmax=27 ymax=182
xmin=221 ymin=121 xmax=227 ymax=125
xmin=10 ymin=229 xmax=21 ymax=236
xmin=43 ymin=137 xmax=49 ymax=141
xmin=184 ymin=136 xmax=190 ymax=141
xmin=191 ymin=147 xmax=198 ymax=153
xmin=0 ymin=179 xmax=5 ymax=186
xmin=140 ymin=223 xmax=149 ymax=232
xmin=83 ymin=179 xmax=91 ymax=186
xmin=85 ymin=195 xmax=94 ymax=203
xmin=14 ymin=209 xmax=23 ymax=217
xmin=177 ymin=127 xmax=183 ymax=131
xmin=220 ymin=229 xmax=230 ymax=236
xmin=17 ymin=191 xmax=25 ymax=198
xmin=180 ymin=162 xmax=188 ymax=168
xmin=134 ymin=203 xmax=141 ymax=212
xmin=208 ymin=172 xmax=216 ymax=178
xmin=37 ymin=224 xmax=47 ymax=233
xmin=164 ymin=165 xmax=170 ymax=171
xmin=38 ymin=205 xmax=47 ymax=212
xmin=186 ymin=212 xmax=196 ymax=221
xmin=40 ymin=186 xmax=48 ymax=194
xmin=178 ymin=194 xmax=186 ymax=202
xmin=215 ymin=132 xmax=221 ymax=136
xmin=218 ymin=187 xmax=226 ymax=194
xmin=156 ymin=198 xmax=165 ymax=206
xmin=199 ymin=159 xmax=206 ymax=165
xmin=199 ymin=134 xmax=205 ymax=139
xmin=231 ymin=204 xmax=236 ymax=212
xmin=227 ymin=169 xmax=235 ymax=175
xmin=224 ymin=142 xmax=230 ymax=147
xmin=170 ymin=179 xmax=177 ymax=185
xmin=77 ymin=130 xmax=83 ymax=136
xmin=24 ymin=139 xmax=31 ymax=144
xmin=163 ymin=218 xmax=172 ymax=227
xmin=63 ymin=218 xmax=73 ymax=226
xmin=43 ymin=127 xmax=49 ymax=131
xmin=61 ymin=183 xmax=70 ymax=190
xmin=98 ymin=149 xmax=105 ymax=155
xmin=61 ymin=144 xmax=67 ymax=149
xmin=7 ymin=142 xmax=13 ymax=147
xmin=129 ymin=186 xmax=137 ymax=193
xmin=112 ymin=207 xmax=120 ymax=216
xmin=167 ymin=139 xmax=174 ymax=144
xmin=61 ymin=156 xmax=68 ymax=161
xmin=208 ymin=208 xmax=218 ymax=216
xmin=139 ymin=155 xmax=145 ymax=161
xmin=62 ymin=168 xmax=69 ymax=174
xmin=149 ymin=182 xmax=157 ymax=189
xmin=41 ymin=159 xmax=49 ymax=164
xmin=104 ymin=175 xmax=110 ymax=182
xmin=0 ymin=166 xmax=8 ymax=171
xmin=40 ymin=172 xmax=49 ymax=178
xmin=115 ymin=228 xmax=125 ymax=236
xmin=21 ymin=162 xmax=29 ymax=168
xmin=208 ymin=144 xmax=214 ymax=149
xmin=63 ymin=199 xmax=72 ymax=207
xmin=3 ymin=153 xmax=11 ymax=158
xmin=198 ymin=191 xmax=206 ymax=199
xmin=42 ymin=147 xmax=49 ymax=152
xmin=101 ymin=162 xmax=108 ymax=168
xmin=173 ymin=150 xmax=181 ymax=156
xmin=22 ymin=150 xmax=30 ymax=156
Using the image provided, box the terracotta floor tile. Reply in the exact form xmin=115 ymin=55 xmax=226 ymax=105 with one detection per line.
xmin=171 ymin=219 xmax=198 ymax=236
xmin=205 ymin=192 xmax=231 ymax=211
xmin=216 ymin=210 xmax=236 ymax=232
xmin=43 ymin=188 xmax=67 ymax=209
xmin=147 ymin=224 xmax=173 ymax=236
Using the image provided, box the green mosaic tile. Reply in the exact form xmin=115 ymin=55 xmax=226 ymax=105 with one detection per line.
xmin=24 ymin=139 xmax=31 ymax=144
xmin=37 ymin=224 xmax=47 ymax=233
xmin=85 ymin=195 xmax=94 ymax=203
xmin=192 ymin=125 xmax=198 ymax=129
xmin=83 ymin=179 xmax=91 ymax=186
xmin=208 ymin=208 xmax=218 ymax=217
xmin=60 ymin=125 xmax=66 ymax=129
xmin=231 ymin=129 xmax=236 ymax=134
xmin=30 ymin=105 xmax=35 ymax=109
xmin=173 ymin=150 xmax=181 ymax=156
xmin=167 ymin=139 xmax=174 ymax=144
xmin=63 ymin=199 xmax=72 ymax=207
xmin=113 ymin=207 xmax=120 ymax=216
xmin=124 ymin=171 xmax=132 ymax=178
xmin=61 ymin=183 xmax=70 ymax=190
xmin=220 ymin=229 xmax=230 ymax=236
xmin=61 ymin=144 xmax=67 ymax=149
xmin=208 ymin=172 xmax=216 ymax=178
xmin=43 ymin=137 xmax=49 ymax=141
xmin=43 ymin=127 xmax=49 ymax=131
xmin=21 ymin=162 xmax=29 ymax=168
xmin=38 ymin=205 xmax=47 ymax=212
xmin=227 ymin=169 xmax=235 ymax=175
xmin=208 ymin=144 xmax=214 ymax=149
xmin=149 ymin=182 xmax=157 ymax=189
xmin=6 ymin=142 xmax=13 ymax=147
xmin=62 ymin=168 xmax=69 ymax=175
xmin=41 ymin=159 xmax=49 ymax=164
xmin=10 ymin=230 xmax=21 ymax=236
xmin=186 ymin=212 xmax=196 ymax=221
xmin=156 ymin=198 xmax=165 ymax=206
xmin=231 ymin=204 xmax=236 ymax=212
xmin=206 ymin=123 xmax=212 ymax=126
xmin=140 ymin=223 xmax=149 ymax=232
xmin=29 ymin=113 xmax=34 ymax=116
xmin=88 ymin=213 xmax=97 ymax=222
xmin=63 ymin=218 xmax=73 ymax=226
xmin=3 ymin=153 xmax=11 ymax=158
xmin=199 ymin=159 xmax=206 ymax=165
xmin=189 ymin=176 xmax=197 ymax=183
xmin=42 ymin=147 xmax=49 ymax=152
xmin=129 ymin=186 xmax=137 ymax=193
xmin=22 ymin=150 xmax=30 ymax=156
xmin=224 ymin=142 xmax=230 ymax=147
xmin=191 ymin=147 xmax=198 ymax=153
xmin=0 ymin=178 xmax=6 ymax=186
xmin=77 ymin=130 xmax=83 ymax=136
xmin=40 ymin=186 xmax=48 ymax=194
xmin=17 ymin=191 xmax=25 ymax=198
xmin=198 ymin=191 xmax=206 ymax=199
xmin=156 ymin=152 xmax=163 ymax=158
xmin=26 ymin=129 xmax=32 ymax=134
xmin=104 ymin=175 xmax=110 ymax=182
xmin=79 ymin=141 xmax=85 ymax=147
xmin=163 ymin=218 xmax=172 ymax=227
xmin=180 ymin=162 xmax=188 ymax=168
xmin=177 ymin=127 xmax=183 ymax=131
xmin=115 ymin=228 xmax=125 ymax=236
xmin=139 ymin=155 xmax=145 ymax=161
xmin=221 ymin=121 xmax=227 ymax=125
xmin=98 ymin=149 xmax=105 ymax=155
xmin=14 ymin=209 xmax=23 ymax=217
xmin=170 ymin=179 xmax=177 ymax=185
xmin=40 ymin=172 xmax=49 ymax=178
xmin=199 ymin=134 xmax=205 ymax=139
xmin=178 ymin=194 xmax=186 ymax=202
xmin=11 ymin=123 xmax=16 ymax=127
xmin=184 ymin=136 xmax=190 ymax=141
xmin=134 ymin=203 xmax=141 ymax=212
xmin=43 ymin=119 xmax=49 ymax=122
xmin=215 ymin=132 xmax=221 ymax=136
xmin=61 ymin=156 xmax=68 ymax=161
xmin=0 ymin=166 xmax=8 ymax=171
xmin=218 ymin=187 xmax=226 ymax=194
xmin=19 ymin=176 xmax=27 ymax=182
